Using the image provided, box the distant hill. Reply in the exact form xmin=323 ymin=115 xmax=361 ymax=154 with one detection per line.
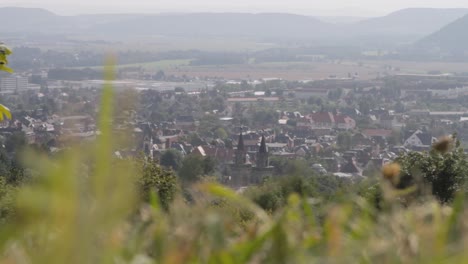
xmin=350 ymin=8 xmax=468 ymax=38
xmin=418 ymin=14 xmax=468 ymax=52
xmin=86 ymin=13 xmax=334 ymax=40
xmin=0 ymin=7 xmax=70 ymax=33
xmin=317 ymin=16 xmax=367 ymax=24
xmin=1 ymin=7 xmax=468 ymax=49
xmin=0 ymin=8 xmax=335 ymax=41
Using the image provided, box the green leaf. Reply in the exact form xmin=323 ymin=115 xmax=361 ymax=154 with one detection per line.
xmin=0 ymin=65 xmax=13 ymax=74
xmin=0 ymin=104 xmax=12 ymax=121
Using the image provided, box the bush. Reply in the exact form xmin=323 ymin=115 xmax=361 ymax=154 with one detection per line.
xmin=245 ymin=175 xmax=317 ymax=212
xmin=138 ymin=159 xmax=178 ymax=210
xmin=395 ymin=136 xmax=468 ymax=203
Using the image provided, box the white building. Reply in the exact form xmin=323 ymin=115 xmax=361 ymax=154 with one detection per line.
xmin=404 ymin=130 xmax=437 ymax=149
xmin=0 ymin=75 xmax=28 ymax=93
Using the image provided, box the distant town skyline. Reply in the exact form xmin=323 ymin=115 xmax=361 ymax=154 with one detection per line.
xmin=2 ymin=0 xmax=468 ymax=17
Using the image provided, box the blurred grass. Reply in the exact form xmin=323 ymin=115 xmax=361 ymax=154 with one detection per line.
xmin=0 ymin=58 xmax=467 ymax=263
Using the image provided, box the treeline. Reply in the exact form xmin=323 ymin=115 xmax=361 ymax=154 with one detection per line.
xmin=9 ymin=46 xmax=367 ymax=71
xmin=48 ymin=68 xmax=103 ymax=81
xmin=9 ymin=47 xmax=200 ymax=70
xmin=189 ymin=52 xmax=247 ymax=66
xmin=11 ymin=45 xmax=468 ymax=72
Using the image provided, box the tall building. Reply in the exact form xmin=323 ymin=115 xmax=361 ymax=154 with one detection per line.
xmin=141 ymin=123 xmax=154 ymax=160
xmin=234 ymin=128 xmax=247 ymax=165
xmin=0 ymin=75 xmax=28 ymax=93
xmin=256 ymin=135 xmax=269 ymax=168
xmin=229 ymin=130 xmax=273 ymax=188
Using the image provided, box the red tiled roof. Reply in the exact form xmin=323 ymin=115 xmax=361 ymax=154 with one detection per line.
xmin=297 ymin=117 xmax=311 ymax=123
xmin=334 ymin=114 xmax=353 ymax=124
xmin=310 ymin=112 xmax=334 ymax=123
xmin=363 ymin=129 xmax=393 ymax=138
xmin=202 ymin=146 xmax=235 ymax=163
xmin=227 ymin=97 xmax=279 ymax=102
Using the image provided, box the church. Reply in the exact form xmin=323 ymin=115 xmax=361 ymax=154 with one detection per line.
xmin=228 ymin=129 xmax=274 ymax=187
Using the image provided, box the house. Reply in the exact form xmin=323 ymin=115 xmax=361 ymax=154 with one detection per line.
xmin=351 ymin=133 xmax=373 ymax=146
xmin=296 ymin=117 xmax=312 ymax=129
xmin=340 ymin=157 xmax=362 ymax=176
xmin=193 ymin=145 xmax=235 ymax=164
xmin=362 ymin=129 xmax=394 ymax=147
xmin=275 ymin=133 xmax=295 ymax=149
xmin=294 ymin=145 xmax=310 ymax=157
xmin=404 ymin=130 xmax=437 ymax=150
xmin=309 ymin=112 xmax=335 ymax=129
xmin=175 ymin=115 xmax=198 ymax=130
xmin=227 ymin=97 xmax=280 ymax=106
xmin=321 ymin=157 xmax=340 ymax=173
xmin=380 ymin=115 xmax=397 ymax=129
xmin=192 ymin=146 xmax=207 ymax=157
xmin=266 ymin=143 xmax=289 ymax=153
xmin=294 ymin=87 xmax=329 ymax=99
xmin=363 ymin=129 xmax=393 ymax=139
xmin=334 ymin=114 xmax=356 ymax=130
xmin=294 ymin=112 xmax=355 ymax=132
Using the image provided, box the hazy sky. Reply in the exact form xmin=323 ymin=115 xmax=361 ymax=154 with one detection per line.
xmin=3 ymin=0 xmax=468 ymax=16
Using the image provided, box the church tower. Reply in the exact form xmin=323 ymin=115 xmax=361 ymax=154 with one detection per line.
xmin=235 ymin=128 xmax=247 ymax=165
xmin=142 ymin=123 xmax=154 ymax=160
xmin=143 ymin=135 xmax=153 ymax=160
xmin=256 ymin=134 xmax=269 ymax=168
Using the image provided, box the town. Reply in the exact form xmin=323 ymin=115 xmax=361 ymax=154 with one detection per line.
xmin=2 ymin=64 xmax=468 ymax=189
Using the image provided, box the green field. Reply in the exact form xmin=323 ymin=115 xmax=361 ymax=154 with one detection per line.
xmin=70 ymin=58 xmax=468 ymax=81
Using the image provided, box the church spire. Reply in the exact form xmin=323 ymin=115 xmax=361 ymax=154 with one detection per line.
xmin=259 ymin=134 xmax=267 ymax=153
xmin=237 ymin=126 xmax=245 ymax=151
xmin=256 ymin=132 xmax=269 ymax=168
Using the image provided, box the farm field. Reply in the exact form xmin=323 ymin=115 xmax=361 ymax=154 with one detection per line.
xmin=166 ymin=60 xmax=468 ymax=80
xmin=73 ymin=58 xmax=468 ymax=81
xmin=74 ymin=59 xmax=193 ymax=71
xmin=166 ymin=61 xmax=380 ymax=80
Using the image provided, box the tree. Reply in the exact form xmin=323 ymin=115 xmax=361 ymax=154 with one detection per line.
xmin=178 ymin=155 xmax=217 ymax=184
xmin=153 ymin=70 xmax=165 ymax=80
xmin=0 ymin=177 xmax=16 ymax=221
xmin=358 ymin=99 xmax=371 ymax=115
xmin=394 ymin=136 xmax=468 ymax=203
xmin=387 ymin=130 xmax=401 ymax=146
xmin=138 ymin=160 xmax=178 ymax=210
xmin=252 ymin=109 xmax=278 ymax=126
xmin=114 ymin=89 xmax=138 ymax=122
xmin=187 ymin=133 xmax=205 ymax=146
xmin=174 ymin=87 xmax=185 ymax=93
xmin=198 ymin=114 xmax=222 ymax=137
xmin=328 ymin=88 xmax=343 ymax=101
xmin=395 ymin=101 xmax=405 ymax=113
xmin=245 ymin=175 xmax=317 ymax=212
xmin=202 ymin=156 xmax=217 ymax=175
xmin=178 ymin=155 xmax=205 ymax=183
xmin=337 ymin=132 xmax=353 ymax=150
xmin=5 ymin=132 xmax=26 ymax=153
xmin=214 ymin=127 xmax=228 ymax=140
xmin=160 ymin=149 xmax=183 ymax=170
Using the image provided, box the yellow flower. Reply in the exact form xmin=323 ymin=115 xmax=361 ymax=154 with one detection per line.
xmin=432 ymin=136 xmax=453 ymax=154
xmin=382 ymin=163 xmax=401 ymax=186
